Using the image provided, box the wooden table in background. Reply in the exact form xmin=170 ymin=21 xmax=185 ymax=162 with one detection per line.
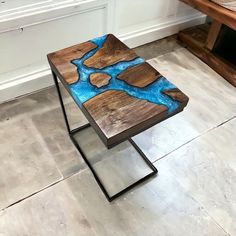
xmin=179 ymin=0 xmax=236 ymax=87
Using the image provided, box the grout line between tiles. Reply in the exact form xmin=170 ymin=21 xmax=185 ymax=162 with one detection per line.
xmin=150 ymin=116 xmax=235 ymax=235
xmin=0 ymin=167 xmax=89 ymax=212
xmin=206 ymin=213 xmax=231 ymax=236
xmin=182 ymin=190 xmax=232 ymax=236
xmin=153 ymin=115 xmax=236 ymax=164
xmin=1 ymin=116 xmax=235 ymax=212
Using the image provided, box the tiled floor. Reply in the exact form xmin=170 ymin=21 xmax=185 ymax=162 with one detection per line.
xmin=0 ymin=36 xmax=235 ymax=236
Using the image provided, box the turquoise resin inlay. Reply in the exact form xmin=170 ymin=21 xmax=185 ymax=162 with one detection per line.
xmin=70 ymin=35 xmax=179 ymax=113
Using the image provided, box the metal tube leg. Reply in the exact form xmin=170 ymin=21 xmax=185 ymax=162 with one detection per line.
xmin=52 ymin=70 xmax=71 ymax=134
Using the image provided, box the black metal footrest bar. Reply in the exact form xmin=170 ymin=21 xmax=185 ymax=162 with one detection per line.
xmin=69 ymin=124 xmax=157 ymax=202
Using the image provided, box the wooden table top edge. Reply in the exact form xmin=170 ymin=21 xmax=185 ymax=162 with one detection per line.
xmin=47 ymin=34 xmax=189 ymax=148
xmin=180 ymin=0 xmax=236 ymax=31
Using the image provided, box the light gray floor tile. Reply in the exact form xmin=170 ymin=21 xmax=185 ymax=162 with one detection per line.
xmin=0 ymin=118 xmax=62 ymax=210
xmin=31 ymin=105 xmax=87 ymax=177
xmin=74 ymin=127 xmax=153 ymax=196
xmin=0 ymin=180 xmax=96 ymax=236
xmin=65 ymin=162 xmax=227 ymax=236
xmin=0 ymin=160 xmax=227 ymax=236
xmin=134 ymin=35 xmax=182 ymax=60
xmin=158 ymin=118 xmax=236 ymax=235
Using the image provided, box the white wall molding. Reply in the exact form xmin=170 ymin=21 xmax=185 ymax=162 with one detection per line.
xmin=120 ymin=13 xmax=205 ymax=48
xmin=0 ymin=0 xmax=204 ymax=103
xmin=0 ymin=69 xmax=52 ymax=103
xmin=0 ymin=0 xmax=109 ymax=104
xmin=0 ymin=0 xmax=106 ymax=33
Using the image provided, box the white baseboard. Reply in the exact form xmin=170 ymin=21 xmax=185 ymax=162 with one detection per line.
xmin=0 ymin=14 xmax=205 ymax=103
xmin=120 ymin=14 xmax=206 ymax=48
xmin=0 ymin=69 xmax=53 ymax=103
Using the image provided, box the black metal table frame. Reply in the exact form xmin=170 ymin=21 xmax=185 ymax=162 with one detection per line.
xmin=51 ymin=70 xmax=158 ymax=202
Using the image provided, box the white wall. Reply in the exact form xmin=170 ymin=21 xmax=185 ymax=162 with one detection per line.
xmin=0 ymin=0 xmax=204 ymax=102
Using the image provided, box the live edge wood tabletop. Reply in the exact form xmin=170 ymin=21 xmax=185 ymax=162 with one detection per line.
xmin=47 ymin=34 xmax=189 ymax=148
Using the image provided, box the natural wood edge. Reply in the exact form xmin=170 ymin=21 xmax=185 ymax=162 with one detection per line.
xmin=180 ymin=0 xmax=236 ymax=31
xmin=106 ymin=107 xmax=185 ymax=149
xmin=205 ymin=20 xmax=222 ymax=51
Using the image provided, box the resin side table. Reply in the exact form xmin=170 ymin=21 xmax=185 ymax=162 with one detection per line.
xmin=47 ymin=34 xmax=189 ymax=201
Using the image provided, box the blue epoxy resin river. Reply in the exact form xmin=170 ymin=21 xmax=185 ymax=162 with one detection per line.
xmin=70 ymin=35 xmax=180 ymax=113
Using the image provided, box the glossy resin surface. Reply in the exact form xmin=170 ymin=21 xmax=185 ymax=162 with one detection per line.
xmin=48 ymin=34 xmax=189 ymax=147
xmin=70 ymin=35 xmax=179 ymax=113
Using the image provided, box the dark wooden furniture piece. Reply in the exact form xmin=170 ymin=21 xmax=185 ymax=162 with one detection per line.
xmin=47 ymin=34 xmax=189 ymax=201
xmin=179 ymin=0 xmax=236 ymax=87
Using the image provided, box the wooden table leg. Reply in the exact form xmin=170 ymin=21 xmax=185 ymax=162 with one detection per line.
xmin=205 ymin=20 xmax=222 ymax=50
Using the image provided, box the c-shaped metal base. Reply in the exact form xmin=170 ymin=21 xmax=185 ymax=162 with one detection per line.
xmin=52 ymin=71 xmax=158 ymax=202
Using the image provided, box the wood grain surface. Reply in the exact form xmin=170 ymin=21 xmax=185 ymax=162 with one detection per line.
xmin=48 ymin=34 xmax=189 ymax=147
xmin=205 ymin=20 xmax=222 ymax=50
xmin=89 ymin=73 xmax=111 ymax=88
xmin=84 ymin=34 xmax=137 ymax=69
xmin=163 ymin=88 xmax=189 ymax=105
xmin=83 ymin=90 xmax=168 ymax=146
xmin=180 ymin=0 xmax=236 ymax=31
xmin=48 ymin=41 xmax=97 ymax=84
xmin=117 ymin=62 xmax=161 ymax=87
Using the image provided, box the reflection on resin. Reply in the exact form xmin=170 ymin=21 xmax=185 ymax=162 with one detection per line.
xmin=70 ymin=35 xmax=179 ymax=113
